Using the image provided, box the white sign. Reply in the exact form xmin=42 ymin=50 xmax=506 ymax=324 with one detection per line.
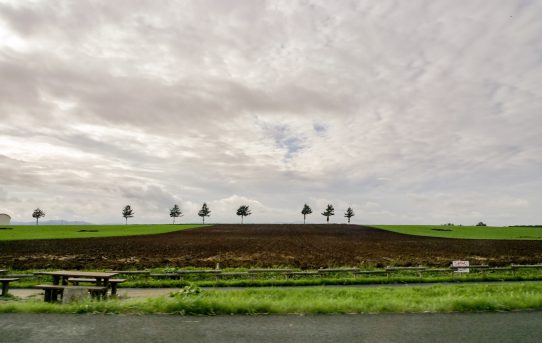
xmin=452 ymin=260 xmax=470 ymax=273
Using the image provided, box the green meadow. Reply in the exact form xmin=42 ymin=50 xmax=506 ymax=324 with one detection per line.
xmin=0 ymin=224 xmax=207 ymax=241
xmin=373 ymin=225 xmax=542 ymax=240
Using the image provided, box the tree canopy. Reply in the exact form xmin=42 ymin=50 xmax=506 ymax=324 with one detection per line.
xmin=301 ymin=204 xmax=312 ymax=224
xmin=236 ymin=205 xmax=252 ymax=224
xmin=344 ymin=207 xmax=355 ymax=224
xmin=169 ymin=204 xmax=183 ymax=224
xmin=122 ymin=205 xmax=134 ymax=225
xmin=32 ymin=208 xmax=45 ymax=225
xmin=198 ymin=203 xmax=211 ymax=224
xmin=321 ymin=204 xmax=335 ymax=223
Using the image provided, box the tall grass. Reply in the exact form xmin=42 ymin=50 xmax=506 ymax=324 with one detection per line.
xmin=2 ymin=283 xmax=542 ymax=315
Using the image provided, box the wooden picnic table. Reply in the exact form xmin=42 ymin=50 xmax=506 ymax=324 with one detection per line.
xmin=35 ymin=271 xmax=118 ymax=288
xmin=0 ymin=270 xmax=7 ymax=275
xmin=1 ymin=278 xmax=19 ymax=296
xmin=34 ymin=271 xmax=119 ymax=302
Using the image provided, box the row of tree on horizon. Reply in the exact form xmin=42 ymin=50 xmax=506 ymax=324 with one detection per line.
xmin=30 ymin=203 xmax=355 ymax=225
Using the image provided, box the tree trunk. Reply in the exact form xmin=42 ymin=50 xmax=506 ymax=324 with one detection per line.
xmin=303 ymin=215 xmax=306 ymax=224
xmin=36 ymin=217 xmax=38 ymax=225
xmin=326 ymin=216 xmax=329 ymax=223
xmin=241 ymin=216 xmax=244 ymax=224
xmin=173 ymin=217 xmax=175 ymax=224
xmin=125 ymin=217 xmax=127 ymax=225
xmin=202 ymin=217 xmax=205 ymax=224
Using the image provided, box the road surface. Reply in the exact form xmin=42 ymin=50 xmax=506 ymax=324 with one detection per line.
xmin=1 ymin=312 xmax=542 ymax=343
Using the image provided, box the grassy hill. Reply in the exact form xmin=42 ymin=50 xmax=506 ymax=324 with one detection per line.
xmin=373 ymin=225 xmax=542 ymax=240
xmin=0 ymin=224 xmax=206 ymax=241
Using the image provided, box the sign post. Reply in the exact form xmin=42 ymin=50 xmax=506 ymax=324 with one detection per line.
xmin=452 ymin=260 xmax=470 ymax=273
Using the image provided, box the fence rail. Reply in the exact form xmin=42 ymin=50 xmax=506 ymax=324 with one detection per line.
xmin=20 ymin=264 xmax=542 ymax=281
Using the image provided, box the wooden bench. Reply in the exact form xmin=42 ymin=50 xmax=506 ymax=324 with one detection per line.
xmin=0 ymin=278 xmax=19 ymax=296
xmin=67 ymin=278 xmax=127 ymax=295
xmin=34 ymin=285 xmax=108 ymax=302
xmin=3 ymin=274 xmax=34 ymax=279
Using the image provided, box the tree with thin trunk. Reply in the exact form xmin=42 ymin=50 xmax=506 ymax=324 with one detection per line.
xmin=301 ymin=204 xmax=312 ymax=224
xmin=122 ymin=205 xmax=134 ymax=225
xmin=344 ymin=207 xmax=355 ymax=224
xmin=32 ymin=208 xmax=45 ymax=225
xmin=236 ymin=205 xmax=252 ymax=224
xmin=169 ymin=204 xmax=183 ymax=224
xmin=198 ymin=202 xmax=211 ymax=224
xmin=321 ymin=204 xmax=335 ymax=223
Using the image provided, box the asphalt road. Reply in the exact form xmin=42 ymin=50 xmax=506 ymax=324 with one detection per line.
xmin=1 ymin=312 xmax=542 ymax=343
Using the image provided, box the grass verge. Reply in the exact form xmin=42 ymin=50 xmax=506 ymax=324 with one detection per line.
xmin=2 ymin=283 xmax=542 ymax=314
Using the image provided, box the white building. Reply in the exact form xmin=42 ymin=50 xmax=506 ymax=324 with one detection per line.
xmin=0 ymin=213 xmax=11 ymax=225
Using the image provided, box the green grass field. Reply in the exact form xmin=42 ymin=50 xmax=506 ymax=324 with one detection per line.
xmin=2 ymin=283 xmax=542 ymax=314
xmin=373 ymin=225 xmax=542 ymax=240
xmin=0 ymin=224 xmax=207 ymax=241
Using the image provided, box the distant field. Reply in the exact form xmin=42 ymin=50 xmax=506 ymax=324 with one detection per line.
xmin=0 ymin=224 xmax=206 ymax=241
xmin=373 ymin=225 xmax=542 ymax=240
xmin=4 ymin=224 xmax=542 ymax=270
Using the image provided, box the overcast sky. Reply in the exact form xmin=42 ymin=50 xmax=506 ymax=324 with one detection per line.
xmin=1 ymin=0 xmax=541 ymax=225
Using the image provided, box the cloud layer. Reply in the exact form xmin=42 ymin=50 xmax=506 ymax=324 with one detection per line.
xmin=1 ymin=0 xmax=541 ymax=225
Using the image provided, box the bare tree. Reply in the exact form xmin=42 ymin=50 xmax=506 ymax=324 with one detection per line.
xmin=301 ymin=204 xmax=312 ymax=224
xmin=344 ymin=207 xmax=355 ymax=224
xmin=198 ymin=203 xmax=211 ymax=224
xmin=32 ymin=208 xmax=45 ymax=225
xmin=321 ymin=204 xmax=335 ymax=223
xmin=122 ymin=205 xmax=134 ymax=225
xmin=169 ymin=204 xmax=183 ymax=224
xmin=236 ymin=205 xmax=252 ymax=224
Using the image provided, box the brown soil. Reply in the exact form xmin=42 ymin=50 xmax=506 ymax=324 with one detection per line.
xmin=2 ymin=224 xmax=542 ymax=270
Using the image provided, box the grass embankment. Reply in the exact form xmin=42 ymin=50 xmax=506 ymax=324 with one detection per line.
xmin=0 ymin=224 xmax=207 ymax=241
xmin=373 ymin=225 xmax=542 ymax=240
xmin=2 ymin=283 xmax=542 ymax=314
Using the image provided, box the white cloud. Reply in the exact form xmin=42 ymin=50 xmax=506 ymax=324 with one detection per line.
xmin=1 ymin=0 xmax=541 ymax=225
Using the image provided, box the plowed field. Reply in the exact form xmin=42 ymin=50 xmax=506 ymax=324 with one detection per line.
xmin=2 ymin=224 xmax=542 ymax=269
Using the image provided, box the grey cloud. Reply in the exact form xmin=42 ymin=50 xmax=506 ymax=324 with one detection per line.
xmin=1 ymin=0 xmax=541 ymax=225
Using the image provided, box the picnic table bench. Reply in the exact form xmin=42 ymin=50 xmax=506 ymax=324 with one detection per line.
xmin=0 ymin=278 xmax=19 ymax=296
xmin=68 ymin=278 xmax=126 ymax=295
xmin=34 ymin=271 xmax=118 ymax=302
xmin=34 ymin=285 xmax=108 ymax=302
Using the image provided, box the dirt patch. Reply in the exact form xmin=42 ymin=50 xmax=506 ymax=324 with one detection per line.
xmin=2 ymin=224 xmax=542 ymax=270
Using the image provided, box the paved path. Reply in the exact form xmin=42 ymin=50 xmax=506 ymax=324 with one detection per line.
xmin=2 ymin=312 xmax=542 ymax=342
